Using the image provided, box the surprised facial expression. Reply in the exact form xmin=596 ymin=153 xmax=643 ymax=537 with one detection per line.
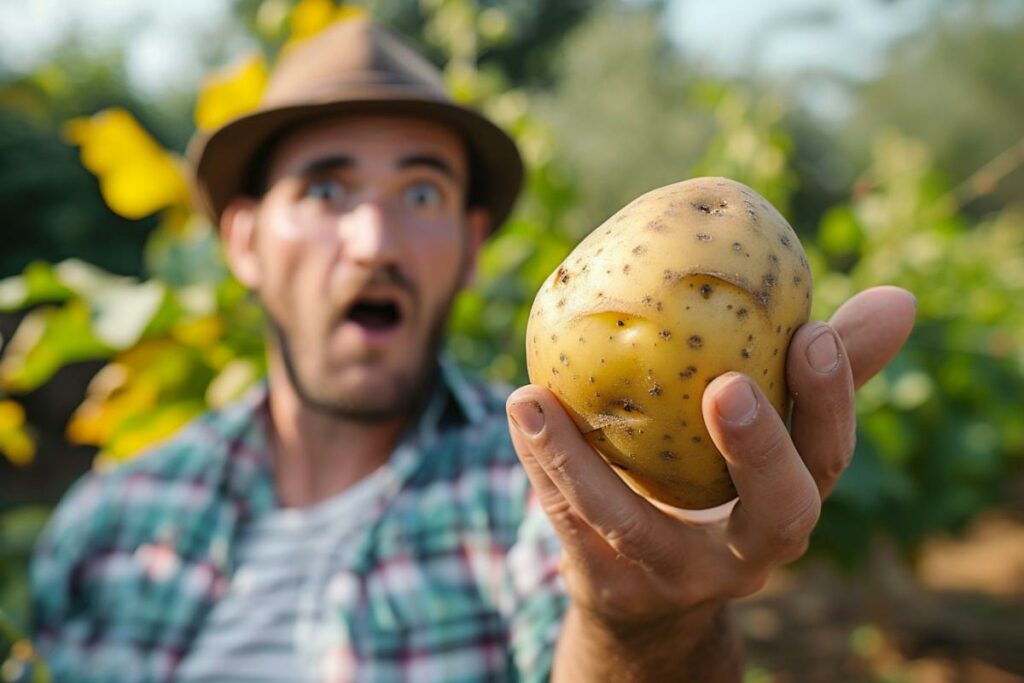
xmin=223 ymin=115 xmax=488 ymax=420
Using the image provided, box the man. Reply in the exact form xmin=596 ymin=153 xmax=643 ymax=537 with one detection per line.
xmin=30 ymin=18 xmax=916 ymax=683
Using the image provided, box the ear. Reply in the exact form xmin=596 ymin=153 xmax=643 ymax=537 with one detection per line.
xmin=459 ymin=208 xmax=491 ymax=289
xmin=220 ymin=198 xmax=262 ymax=289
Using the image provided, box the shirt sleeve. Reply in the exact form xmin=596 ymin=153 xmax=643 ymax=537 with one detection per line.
xmin=504 ymin=485 xmax=569 ymax=683
xmin=29 ymin=472 xmax=114 ymax=681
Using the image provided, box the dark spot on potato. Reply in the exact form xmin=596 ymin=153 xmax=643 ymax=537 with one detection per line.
xmin=683 ymin=393 xmax=690 ymax=400
xmin=633 ymin=244 xmax=647 ymax=256
xmin=694 ymin=202 xmax=712 ymax=214
xmin=736 ymin=308 xmax=749 ymax=320
xmin=692 ymin=436 xmax=702 ymax=444
xmin=763 ymin=274 xmax=777 ymax=289
xmin=741 ymin=348 xmax=751 ymax=359
xmin=776 ymin=325 xmax=782 ymax=334
xmin=780 ymin=234 xmax=792 ymax=248
xmin=589 ymin=376 xmax=595 ymax=384
xmin=679 ymin=365 xmax=697 ymax=379
xmin=660 ymin=450 xmax=677 ymax=461
xmin=700 ymin=284 xmax=713 ymax=299
xmin=551 ymin=367 xmax=558 ymax=375
xmin=696 ymin=232 xmax=712 ymax=242
xmin=614 ymin=398 xmax=642 ymax=413
xmin=747 ymin=334 xmax=754 ymax=341
xmin=623 ymin=264 xmax=631 ymax=274
xmin=662 ymin=434 xmax=673 ymax=441
xmin=649 ymin=384 xmax=662 ymax=397
xmin=794 ymin=275 xmax=802 ymax=285
xmin=649 ymin=219 xmax=666 ymax=231
xmin=559 ymin=353 xmax=569 ymax=366
xmin=550 ymin=334 xmax=558 ymax=342
xmin=773 ymin=348 xmax=779 ymax=357
xmin=660 ymin=329 xmax=672 ymax=340
xmin=642 ymin=295 xmax=653 ymax=306
xmin=616 ymin=319 xmax=625 ymax=327
xmin=625 ymin=427 xmax=635 ymax=437
xmin=555 ymin=265 xmax=569 ymax=285
xmin=656 ymin=301 xmax=664 ymax=312
xmin=732 ymin=241 xmax=743 ymax=252
xmin=688 ymin=335 xmax=703 ymax=349
xmin=768 ymin=254 xmax=780 ymax=265
xmin=762 ymin=368 xmax=768 ymax=376
xmin=556 ymin=298 xmax=565 ymax=308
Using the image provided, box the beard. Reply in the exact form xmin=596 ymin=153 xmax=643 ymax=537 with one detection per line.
xmin=263 ymin=228 xmax=472 ymax=423
xmin=268 ymin=304 xmax=450 ymax=423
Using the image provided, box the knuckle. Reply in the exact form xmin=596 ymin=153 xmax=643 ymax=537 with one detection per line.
xmin=542 ymin=445 xmax=573 ymax=474
xmin=602 ymin=508 xmax=651 ymax=558
xmin=772 ymin=496 xmax=821 ymax=558
xmin=742 ymin=426 xmax=790 ymax=471
xmin=731 ymin=568 xmax=771 ymax=598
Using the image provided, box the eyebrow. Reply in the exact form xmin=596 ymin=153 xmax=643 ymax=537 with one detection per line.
xmin=296 ymin=155 xmax=355 ymax=176
xmin=292 ymin=153 xmax=460 ymax=181
xmin=397 ymin=154 xmax=460 ymax=181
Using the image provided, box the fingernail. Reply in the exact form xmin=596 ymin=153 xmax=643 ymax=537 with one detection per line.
xmin=717 ymin=377 xmax=758 ymax=426
xmin=807 ymin=328 xmax=839 ymax=374
xmin=509 ymin=400 xmax=545 ymax=435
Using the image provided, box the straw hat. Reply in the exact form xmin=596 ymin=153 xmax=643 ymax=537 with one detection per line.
xmin=188 ymin=18 xmax=523 ymax=232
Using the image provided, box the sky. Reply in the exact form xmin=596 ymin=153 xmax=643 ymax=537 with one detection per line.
xmin=0 ymin=0 xmax=1005 ymax=100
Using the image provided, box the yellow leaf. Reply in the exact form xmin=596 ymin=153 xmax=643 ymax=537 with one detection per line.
xmin=63 ymin=109 xmax=190 ymax=219
xmin=103 ymin=402 xmax=203 ymax=462
xmin=0 ymin=399 xmax=26 ymax=431
xmin=0 ymin=427 xmax=35 ymax=466
xmin=67 ymin=374 xmax=159 ymax=446
xmin=171 ymin=315 xmax=225 ymax=351
xmin=0 ymin=400 xmax=35 ymax=466
xmin=194 ymin=54 xmax=268 ymax=132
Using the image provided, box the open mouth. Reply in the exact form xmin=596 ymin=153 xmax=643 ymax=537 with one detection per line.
xmin=345 ymin=297 xmax=403 ymax=331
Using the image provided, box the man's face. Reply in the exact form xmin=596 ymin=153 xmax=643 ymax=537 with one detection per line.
xmin=222 ymin=115 xmax=488 ymax=420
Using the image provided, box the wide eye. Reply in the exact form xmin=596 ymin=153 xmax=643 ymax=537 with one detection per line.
xmin=304 ymin=178 xmax=346 ymax=203
xmin=403 ymin=181 xmax=443 ymax=210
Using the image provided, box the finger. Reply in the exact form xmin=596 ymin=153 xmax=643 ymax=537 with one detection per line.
xmin=703 ymin=373 xmax=821 ymax=567
xmin=787 ymin=322 xmax=856 ymax=498
xmin=829 ymin=286 xmax=916 ymax=389
xmin=505 ymin=403 xmax=615 ymax=569
xmin=506 ymin=386 xmax=676 ymax=567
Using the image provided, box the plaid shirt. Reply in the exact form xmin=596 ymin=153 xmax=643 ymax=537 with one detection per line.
xmin=30 ymin=359 xmax=568 ymax=682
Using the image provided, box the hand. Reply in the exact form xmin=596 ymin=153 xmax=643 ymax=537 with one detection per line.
xmin=506 ymin=286 xmax=916 ymax=626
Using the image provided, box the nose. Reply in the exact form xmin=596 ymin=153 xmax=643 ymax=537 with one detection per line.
xmin=339 ymin=200 xmax=401 ymax=267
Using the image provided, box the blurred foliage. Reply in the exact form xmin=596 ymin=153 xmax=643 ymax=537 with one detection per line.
xmin=846 ymin=2 xmax=1024 ymax=213
xmin=1 ymin=0 xmax=1023 ymax=675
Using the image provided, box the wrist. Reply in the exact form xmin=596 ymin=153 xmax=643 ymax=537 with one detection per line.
xmin=554 ymin=600 xmax=743 ymax=682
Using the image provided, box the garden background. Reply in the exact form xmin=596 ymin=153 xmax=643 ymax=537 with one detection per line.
xmin=1 ymin=0 xmax=1022 ymax=680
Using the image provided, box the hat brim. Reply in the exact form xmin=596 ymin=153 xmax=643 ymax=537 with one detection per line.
xmin=187 ymin=93 xmax=523 ymax=233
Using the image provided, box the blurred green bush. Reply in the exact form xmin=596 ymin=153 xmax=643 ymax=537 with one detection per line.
xmin=1 ymin=0 xmax=1022 ymax=676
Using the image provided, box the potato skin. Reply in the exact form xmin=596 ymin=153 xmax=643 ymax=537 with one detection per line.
xmin=526 ymin=177 xmax=812 ymax=509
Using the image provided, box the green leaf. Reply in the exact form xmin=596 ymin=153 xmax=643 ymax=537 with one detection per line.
xmin=1 ymin=302 xmax=113 ymax=393
xmin=0 ymin=262 xmax=74 ymax=312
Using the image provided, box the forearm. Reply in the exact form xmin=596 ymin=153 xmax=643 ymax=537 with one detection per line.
xmin=551 ymin=602 xmax=743 ymax=683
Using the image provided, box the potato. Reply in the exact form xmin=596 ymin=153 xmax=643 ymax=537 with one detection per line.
xmin=526 ymin=177 xmax=812 ymax=509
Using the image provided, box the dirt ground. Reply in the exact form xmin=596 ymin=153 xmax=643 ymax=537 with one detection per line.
xmin=735 ymin=510 xmax=1024 ymax=682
